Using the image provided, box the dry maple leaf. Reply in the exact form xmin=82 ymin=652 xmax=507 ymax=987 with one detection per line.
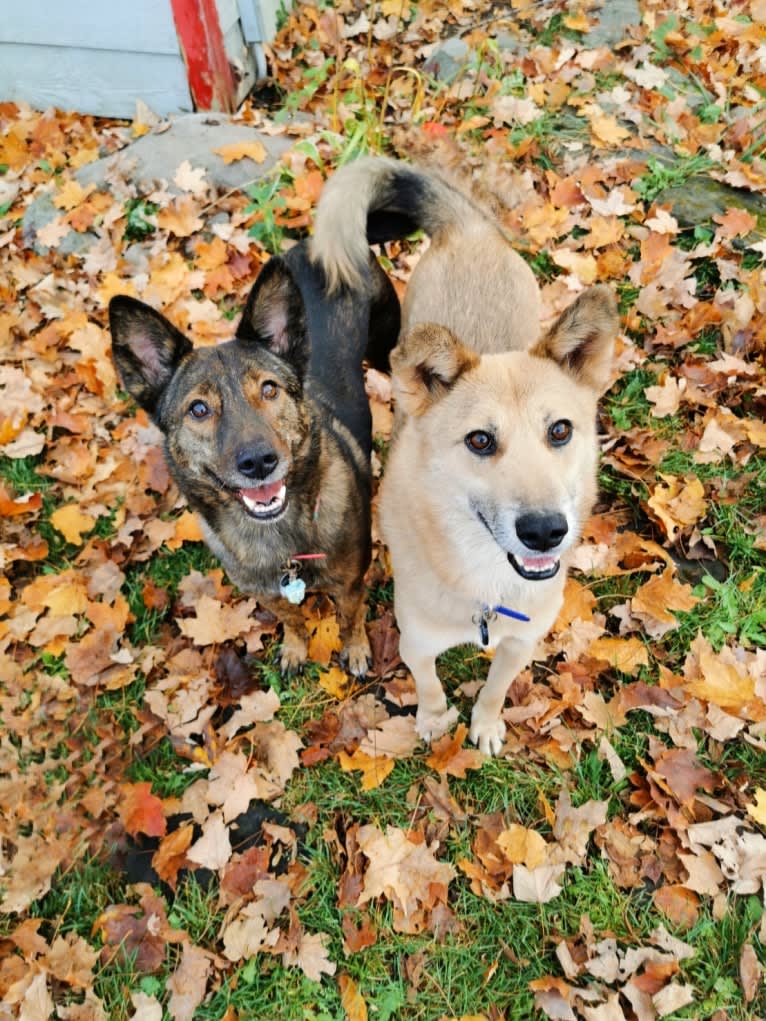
xmin=357 ymin=824 xmax=456 ymax=925
xmin=512 ymin=862 xmax=566 ymax=904
xmin=282 ymin=930 xmax=337 ymax=981
xmin=338 ymin=748 xmax=395 ymax=791
xmin=214 ymin=140 xmax=268 ymax=164
xmin=173 ymin=159 xmax=209 ymax=196
xmin=167 ymin=944 xmax=211 ymax=1021
xmin=357 ymin=714 xmax=419 ymax=760
xmin=588 ymin=636 xmax=649 ymax=676
xmin=118 ymin=782 xmax=167 ymax=839
xmin=151 ymin=823 xmax=194 ymax=891
xmin=339 ymin=973 xmax=368 ymax=1021
xmin=497 ymin=825 xmax=549 ymax=869
xmin=186 ymin=811 xmax=232 ymax=871
xmin=176 ymin=594 xmax=260 ymax=646
xmin=426 ymin=724 xmax=485 ymax=778
xmin=653 ymin=885 xmax=700 ymax=930
xmin=221 ymin=901 xmax=272 ymax=962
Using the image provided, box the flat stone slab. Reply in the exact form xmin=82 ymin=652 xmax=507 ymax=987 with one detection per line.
xmin=75 ymin=112 xmax=297 ymax=194
xmin=23 ymin=111 xmax=301 ymax=253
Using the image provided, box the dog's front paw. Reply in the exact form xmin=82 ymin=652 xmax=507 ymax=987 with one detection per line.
xmin=280 ymin=634 xmax=308 ymax=677
xmin=416 ymin=704 xmax=459 ymax=744
xmin=469 ymin=710 xmax=506 ymax=757
xmin=340 ymin=638 xmax=371 ymax=678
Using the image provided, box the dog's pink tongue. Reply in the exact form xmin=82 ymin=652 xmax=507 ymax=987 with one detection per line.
xmin=240 ymin=480 xmax=282 ymax=504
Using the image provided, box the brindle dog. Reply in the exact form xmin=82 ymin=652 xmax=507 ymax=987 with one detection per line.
xmin=109 ymin=244 xmax=400 ymax=675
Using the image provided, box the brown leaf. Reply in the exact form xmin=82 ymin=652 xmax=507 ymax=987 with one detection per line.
xmin=282 ymin=930 xmax=337 ymax=981
xmin=357 ymin=824 xmax=456 ymax=929
xmin=426 ymin=724 xmax=485 ymax=778
xmin=118 ymin=782 xmax=167 ymax=839
xmin=653 ymin=885 xmax=699 ymax=930
xmin=167 ymin=945 xmax=211 ymax=1021
xmin=341 ymin=913 xmax=377 ymax=954
xmin=152 ymin=824 xmax=195 ymax=891
xmin=739 ymin=942 xmax=764 ymax=1004
xmin=214 ymin=140 xmax=268 ymax=164
xmin=651 ymin=747 xmax=717 ymax=808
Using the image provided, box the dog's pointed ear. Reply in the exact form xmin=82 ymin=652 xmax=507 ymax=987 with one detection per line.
xmin=391 ymin=323 xmax=479 ymax=416
xmin=530 ymin=285 xmax=618 ymax=393
xmin=238 ymin=258 xmax=308 ymax=378
xmin=109 ymin=296 xmax=192 ymax=416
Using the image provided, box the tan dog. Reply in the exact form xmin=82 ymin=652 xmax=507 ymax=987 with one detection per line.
xmin=312 ymin=157 xmax=617 ymax=754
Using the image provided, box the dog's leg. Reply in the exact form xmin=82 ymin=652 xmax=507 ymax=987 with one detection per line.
xmin=334 ymin=581 xmax=371 ymax=678
xmin=258 ymin=596 xmax=309 ymax=676
xmin=399 ymin=627 xmax=459 ymax=743
xmin=469 ymin=636 xmax=536 ymax=756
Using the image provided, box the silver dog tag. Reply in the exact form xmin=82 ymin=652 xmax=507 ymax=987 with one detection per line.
xmin=280 ymin=570 xmax=306 ymax=605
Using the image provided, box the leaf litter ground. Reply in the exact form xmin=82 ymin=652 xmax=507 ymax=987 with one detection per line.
xmin=1 ymin=0 xmax=766 ymax=1018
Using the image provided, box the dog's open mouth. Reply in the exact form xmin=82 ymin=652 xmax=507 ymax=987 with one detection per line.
xmin=238 ymin=480 xmax=287 ymax=520
xmin=508 ymin=553 xmax=560 ymax=581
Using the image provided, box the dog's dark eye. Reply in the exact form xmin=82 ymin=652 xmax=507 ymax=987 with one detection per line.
xmin=465 ymin=430 xmax=497 ymax=456
xmin=261 ymin=380 xmax=279 ymax=400
xmin=189 ymin=399 xmax=211 ymax=420
xmin=549 ymin=419 xmax=573 ymax=446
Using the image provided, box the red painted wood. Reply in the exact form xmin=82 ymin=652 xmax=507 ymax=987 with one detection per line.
xmin=170 ymin=0 xmax=237 ymax=111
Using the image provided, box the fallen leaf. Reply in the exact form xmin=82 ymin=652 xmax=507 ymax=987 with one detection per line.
xmin=118 ymin=782 xmax=167 ymax=839
xmin=426 ymin=724 xmax=485 ymax=778
xmin=49 ymin=504 xmax=97 ymax=544
xmin=214 ymin=140 xmax=268 ymax=164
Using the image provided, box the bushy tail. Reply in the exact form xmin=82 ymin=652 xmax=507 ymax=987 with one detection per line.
xmin=310 ymin=156 xmax=486 ymax=292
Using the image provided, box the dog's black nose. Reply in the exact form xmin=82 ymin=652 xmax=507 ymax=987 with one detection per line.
xmin=236 ymin=443 xmax=279 ymax=480
xmin=516 ymin=512 xmax=568 ymax=552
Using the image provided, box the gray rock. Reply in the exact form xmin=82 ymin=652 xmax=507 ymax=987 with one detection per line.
xmin=424 ymin=36 xmax=472 ymax=83
xmin=75 ymin=111 xmax=296 ymax=193
xmin=22 ymin=111 xmax=299 ymax=255
xmin=657 ymin=176 xmax=766 ymax=232
xmin=585 ymin=0 xmax=641 ymax=48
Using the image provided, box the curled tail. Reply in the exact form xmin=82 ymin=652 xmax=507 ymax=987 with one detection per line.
xmin=310 ymin=156 xmax=488 ymax=293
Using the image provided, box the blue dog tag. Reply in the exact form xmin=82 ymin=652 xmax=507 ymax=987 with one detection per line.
xmin=280 ymin=575 xmax=306 ymax=605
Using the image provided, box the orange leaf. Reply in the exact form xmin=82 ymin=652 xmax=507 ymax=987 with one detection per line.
xmin=152 ymin=823 xmax=194 ymax=890
xmin=0 ymin=486 xmax=42 ymax=517
xmin=426 ymin=724 xmax=485 ymax=778
xmin=339 ymin=974 xmax=368 ymax=1021
xmin=166 ymin=509 xmax=204 ymax=549
xmin=118 ymin=782 xmax=167 ymax=839
xmin=214 ymin=140 xmax=268 ymax=165
xmin=713 ymin=207 xmax=757 ymax=239
xmin=654 ymin=884 xmax=699 ymax=929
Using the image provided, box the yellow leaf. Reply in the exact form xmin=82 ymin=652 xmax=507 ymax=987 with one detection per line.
xmin=306 ymin=614 xmax=341 ymax=665
xmin=588 ymin=636 xmax=649 ymax=675
xmin=318 ymin=666 xmax=355 ymax=700
xmin=50 ymin=505 xmax=97 ymax=545
xmin=380 ymin=0 xmax=409 ymax=16
xmin=53 ymin=179 xmax=92 ymax=211
xmin=165 ymin=510 xmax=204 ymax=550
xmin=338 ymin=749 xmax=394 ymax=790
xmin=214 ymin=140 xmax=268 ymax=165
xmin=563 ymin=9 xmax=591 ymax=30
xmin=496 ymin=825 xmax=548 ymax=869
xmin=747 ymin=789 xmax=766 ymax=827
